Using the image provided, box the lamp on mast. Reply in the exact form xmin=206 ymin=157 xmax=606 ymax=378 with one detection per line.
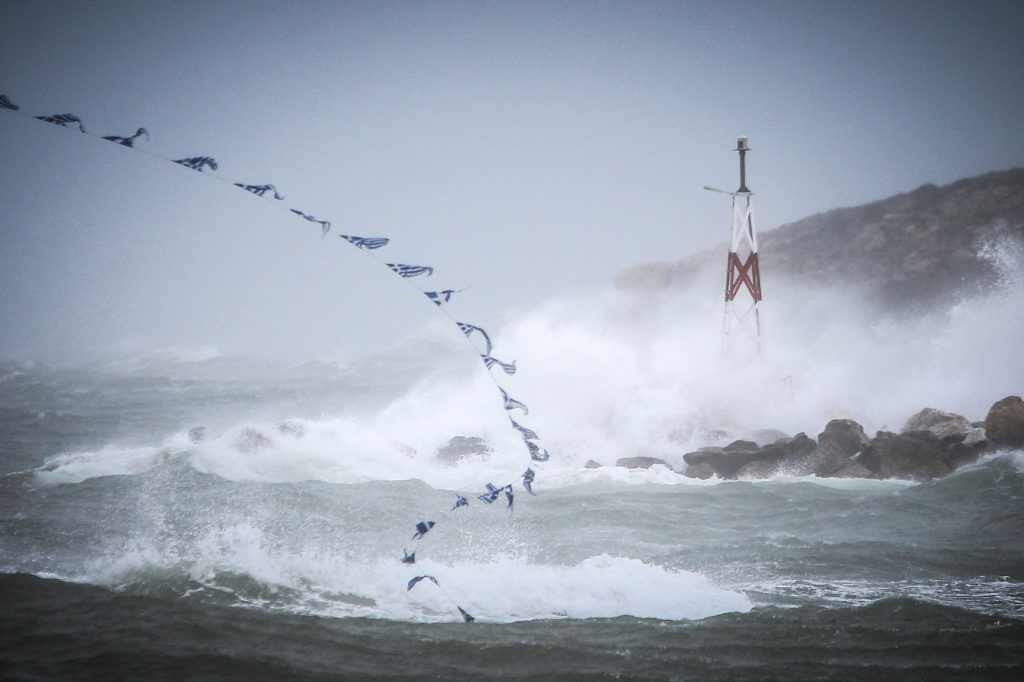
xmin=703 ymin=136 xmax=763 ymax=357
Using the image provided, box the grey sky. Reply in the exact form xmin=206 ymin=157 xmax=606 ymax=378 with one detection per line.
xmin=2 ymin=0 xmax=1022 ymax=363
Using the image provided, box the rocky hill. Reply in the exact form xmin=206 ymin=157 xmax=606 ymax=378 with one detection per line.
xmin=616 ymin=168 xmax=1024 ymax=312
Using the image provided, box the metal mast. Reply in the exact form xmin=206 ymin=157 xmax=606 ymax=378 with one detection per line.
xmin=704 ymin=136 xmax=763 ymax=358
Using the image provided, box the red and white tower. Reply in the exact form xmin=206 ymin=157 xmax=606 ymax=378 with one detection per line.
xmin=704 ymin=136 xmax=763 ymax=357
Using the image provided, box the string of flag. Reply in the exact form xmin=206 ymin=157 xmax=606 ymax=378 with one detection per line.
xmin=1 ymin=93 xmax=551 ymax=622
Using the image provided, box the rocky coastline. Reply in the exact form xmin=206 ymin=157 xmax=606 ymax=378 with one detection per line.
xmin=606 ymin=396 xmax=1024 ymax=482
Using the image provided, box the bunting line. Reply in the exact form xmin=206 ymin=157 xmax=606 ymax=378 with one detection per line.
xmin=2 ymin=92 xmax=555 ymax=623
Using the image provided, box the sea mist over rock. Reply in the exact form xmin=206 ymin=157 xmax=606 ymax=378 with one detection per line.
xmin=492 ymin=170 xmax=1024 ymax=471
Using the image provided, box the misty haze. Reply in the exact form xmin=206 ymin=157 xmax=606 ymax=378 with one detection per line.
xmin=1 ymin=1 xmax=1022 ymax=679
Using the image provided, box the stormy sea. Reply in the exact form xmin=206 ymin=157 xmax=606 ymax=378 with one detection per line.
xmin=2 ymin=266 xmax=1024 ymax=680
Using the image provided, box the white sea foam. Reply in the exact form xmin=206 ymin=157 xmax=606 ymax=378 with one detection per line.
xmin=85 ymin=520 xmax=751 ymax=623
xmin=29 ymin=238 xmax=1024 ymax=487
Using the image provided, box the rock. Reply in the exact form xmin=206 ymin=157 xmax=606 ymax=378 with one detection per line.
xmin=275 ymin=420 xmax=306 ymax=438
xmin=736 ymin=459 xmax=778 ymax=479
xmin=797 ymin=419 xmax=869 ymax=477
xmin=188 ymin=426 xmax=207 ymax=444
xmin=724 ymin=439 xmax=759 ymax=452
xmin=584 ymin=459 xmax=602 ymax=469
xmin=235 ymin=427 xmax=273 ymax=453
xmin=857 ymin=430 xmax=981 ymax=481
xmin=683 ymin=461 xmax=718 ymax=480
xmin=831 ymin=462 xmax=874 ymax=479
xmin=616 ymin=456 xmax=672 ymax=471
xmin=683 ymin=446 xmax=761 ymax=479
xmin=903 ymin=408 xmax=974 ymax=438
xmin=436 ymin=436 xmax=492 ymax=465
xmin=761 ymin=433 xmax=817 ymax=463
xmin=985 ymin=396 xmax=1024 ymax=448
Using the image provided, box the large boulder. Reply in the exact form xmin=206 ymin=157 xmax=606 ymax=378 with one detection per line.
xmin=984 ymin=396 xmax=1024 ymax=448
xmin=903 ymin=408 xmax=977 ymax=439
xmin=683 ymin=441 xmax=762 ymax=479
xmin=794 ymin=419 xmax=869 ymax=477
xmin=857 ymin=430 xmax=981 ymax=481
xmin=616 ymin=456 xmax=674 ymax=471
xmin=436 ymin=436 xmax=492 ymax=465
xmin=685 ymin=436 xmax=816 ymax=479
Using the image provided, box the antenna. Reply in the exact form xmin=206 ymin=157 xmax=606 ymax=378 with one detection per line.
xmin=704 ymin=136 xmax=763 ymax=358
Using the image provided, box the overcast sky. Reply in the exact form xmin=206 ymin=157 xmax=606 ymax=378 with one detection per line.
xmin=2 ymin=0 xmax=1021 ymax=364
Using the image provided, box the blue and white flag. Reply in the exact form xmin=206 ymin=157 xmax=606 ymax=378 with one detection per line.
xmin=102 ymin=127 xmax=148 ymax=148
xmin=387 ymin=263 xmax=434 ymax=278
xmin=482 ymin=355 xmax=516 ymax=375
xmin=522 ymin=468 xmax=536 ymax=495
xmin=290 ymin=209 xmax=331 ymax=236
xmin=340 ymin=234 xmax=389 ymax=249
xmin=456 ymin=322 xmax=493 ymax=355
xmin=526 ymin=440 xmax=550 ymax=462
xmin=499 ymin=387 xmax=529 ymax=415
xmin=477 ymin=483 xmax=502 ymax=504
xmin=0 ymin=94 xmax=18 ymax=111
xmin=35 ymin=113 xmax=85 ymax=132
xmin=424 ymin=289 xmax=460 ymax=306
xmin=407 ymin=575 xmax=440 ymax=591
xmin=411 ymin=520 xmax=435 ymax=540
xmin=503 ymin=484 xmax=514 ymax=518
xmin=174 ymin=156 xmax=218 ymax=172
xmin=235 ymin=183 xmax=284 ymax=200
xmin=510 ymin=419 xmax=538 ymax=441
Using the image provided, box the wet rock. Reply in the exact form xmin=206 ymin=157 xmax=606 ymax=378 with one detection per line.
xmin=682 ymin=461 xmax=718 ymax=480
xmin=615 ymin=456 xmax=672 ymax=471
xmin=736 ymin=459 xmax=778 ymax=479
xmin=188 ymin=426 xmax=207 ymax=444
xmin=903 ymin=408 xmax=975 ymax=439
xmin=832 ymin=462 xmax=874 ymax=479
xmin=584 ymin=459 xmax=602 ymax=469
xmin=857 ymin=430 xmax=981 ymax=481
xmin=683 ymin=445 xmax=761 ymax=479
xmin=235 ymin=428 xmax=273 ymax=453
xmin=436 ymin=436 xmax=492 ymax=465
xmin=685 ymin=434 xmax=815 ymax=479
xmin=796 ymin=420 xmax=869 ymax=477
xmin=275 ymin=420 xmax=306 ymax=438
xmin=760 ymin=433 xmax=817 ymax=465
xmin=984 ymin=396 xmax=1024 ymax=448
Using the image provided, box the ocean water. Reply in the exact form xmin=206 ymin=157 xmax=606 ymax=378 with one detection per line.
xmin=3 ymin=244 xmax=1024 ymax=680
xmin=2 ymin=348 xmax=1023 ymax=681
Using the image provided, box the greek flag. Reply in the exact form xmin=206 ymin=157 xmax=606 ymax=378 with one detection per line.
xmin=387 ymin=263 xmax=434 ymax=278
xmin=102 ymin=127 xmax=148 ymax=148
xmin=510 ymin=419 xmax=538 ymax=441
xmin=35 ymin=113 xmax=86 ymax=132
xmin=407 ymin=575 xmax=440 ymax=591
xmin=477 ymin=483 xmax=502 ymax=504
xmin=500 ymin=388 xmax=529 ymax=415
xmin=526 ymin=440 xmax=550 ymax=462
xmin=522 ymin=468 xmax=536 ymax=495
xmin=0 ymin=94 xmax=18 ymax=110
xmin=235 ymin=183 xmax=284 ymax=200
xmin=290 ymin=209 xmax=331 ymax=236
xmin=411 ymin=520 xmax=435 ymax=540
xmin=424 ymin=289 xmax=459 ymax=306
xmin=456 ymin=322 xmax=493 ymax=355
xmin=340 ymin=234 xmax=389 ymax=249
xmin=482 ymin=354 xmax=516 ymax=375
xmin=174 ymin=156 xmax=218 ymax=172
